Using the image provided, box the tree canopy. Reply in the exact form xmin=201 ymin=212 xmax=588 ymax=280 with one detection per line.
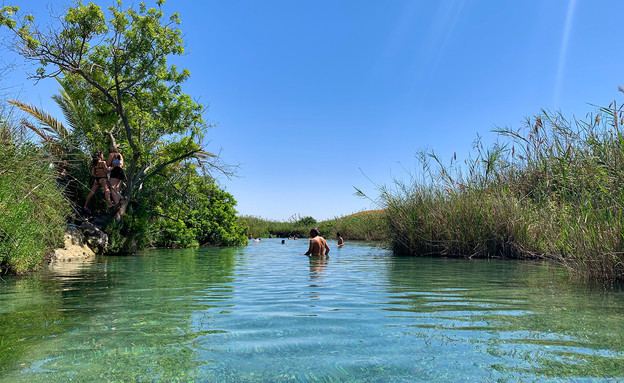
xmin=0 ymin=1 xmax=248 ymax=252
xmin=0 ymin=0 xmax=227 ymax=217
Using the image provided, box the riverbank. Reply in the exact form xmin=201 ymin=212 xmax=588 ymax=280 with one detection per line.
xmin=379 ymin=108 xmax=624 ymax=285
xmin=49 ymin=222 xmax=109 ymax=263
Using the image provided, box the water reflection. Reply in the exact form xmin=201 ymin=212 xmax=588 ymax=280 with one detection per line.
xmin=308 ymin=254 xmax=328 ymax=280
xmin=307 ymin=254 xmax=329 ymax=300
xmin=47 ymin=256 xmax=96 ymax=278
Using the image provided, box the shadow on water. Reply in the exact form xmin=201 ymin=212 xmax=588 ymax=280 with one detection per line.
xmin=386 ymin=256 xmax=624 ymax=379
xmin=0 ymin=246 xmax=241 ymax=382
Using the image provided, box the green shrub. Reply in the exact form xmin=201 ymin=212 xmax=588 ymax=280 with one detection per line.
xmin=107 ymin=173 xmax=248 ymax=252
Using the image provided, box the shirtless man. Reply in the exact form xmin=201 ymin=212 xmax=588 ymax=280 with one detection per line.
xmin=304 ymin=228 xmax=330 ymax=256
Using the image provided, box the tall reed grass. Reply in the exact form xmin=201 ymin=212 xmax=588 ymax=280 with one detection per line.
xmin=0 ymin=127 xmax=70 ymax=273
xmin=381 ymin=102 xmax=624 ymax=284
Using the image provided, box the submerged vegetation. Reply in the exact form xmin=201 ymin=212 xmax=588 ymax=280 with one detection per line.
xmin=379 ymin=101 xmax=624 ymax=284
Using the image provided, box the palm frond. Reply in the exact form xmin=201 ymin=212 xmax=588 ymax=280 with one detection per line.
xmin=7 ymin=99 xmax=69 ymax=140
xmin=52 ymin=90 xmax=90 ymax=137
xmin=20 ymin=119 xmax=52 ymax=142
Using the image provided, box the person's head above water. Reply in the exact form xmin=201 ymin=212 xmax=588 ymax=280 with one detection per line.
xmin=310 ymin=228 xmax=320 ymax=237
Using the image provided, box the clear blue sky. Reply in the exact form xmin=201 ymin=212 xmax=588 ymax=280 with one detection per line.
xmin=2 ymin=0 xmax=623 ymax=221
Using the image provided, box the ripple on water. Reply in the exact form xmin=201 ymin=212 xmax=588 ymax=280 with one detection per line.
xmin=1 ymin=242 xmax=623 ymax=382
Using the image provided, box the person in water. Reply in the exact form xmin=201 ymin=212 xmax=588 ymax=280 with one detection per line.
xmin=336 ymin=232 xmax=344 ymax=247
xmin=106 ymin=146 xmax=125 ymax=205
xmin=304 ymin=228 xmax=330 ymax=256
xmin=84 ymin=150 xmax=113 ymax=210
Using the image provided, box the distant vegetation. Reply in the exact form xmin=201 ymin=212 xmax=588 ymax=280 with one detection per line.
xmin=240 ymin=210 xmax=388 ymax=241
xmin=378 ymin=102 xmax=624 ymax=285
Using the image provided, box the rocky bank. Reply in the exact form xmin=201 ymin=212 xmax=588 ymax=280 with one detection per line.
xmin=50 ymin=222 xmax=109 ymax=263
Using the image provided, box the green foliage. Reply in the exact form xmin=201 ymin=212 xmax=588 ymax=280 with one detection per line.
xmin=0 ymin=1 xmax=228 ymax=220
xmin=295 ymin=216 xmax=316 ymax=227
xmin=240 ymin=210 xmax=389 ymax=241
xmin=318 ymin=210 xmax=388 ymax=242
xmin=0 ymin=137 xmax=70 ymax=274
xmin=105 ymin=171 xmax=247 ymax=252
xmin=184 ymin=177 xmax=248 ymax=246
xmin=381 ymin=102 xmax=624 ymax=284
xmin=240 ymin=216 xmax=307 ymax=239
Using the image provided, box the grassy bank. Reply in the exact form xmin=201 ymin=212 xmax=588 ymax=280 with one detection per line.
xmin=317 ymin=210 xmax=388 ymax=241
xmin=0 ymin=131 xmax=70 ymax=274
xmin=381 ymin=103 xmax=624 ymax=285
xmin=240 ymin=209 xmax=389 ymax=242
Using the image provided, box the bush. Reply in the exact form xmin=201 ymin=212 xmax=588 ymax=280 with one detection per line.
xmin=107 ymin=173 xmax=248 ymax=251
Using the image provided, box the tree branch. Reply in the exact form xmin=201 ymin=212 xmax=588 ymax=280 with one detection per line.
xmin=141 ymin=149 xmax=199 ymax=186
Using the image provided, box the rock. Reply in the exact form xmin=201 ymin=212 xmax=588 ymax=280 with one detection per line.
xmin=79 ymin=222 xmax=109 ymax=254
xmin=51 ymin=226 xmax=95 ymax=262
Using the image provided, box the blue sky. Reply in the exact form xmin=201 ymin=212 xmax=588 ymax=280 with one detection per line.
xmin=2 ymin=0 xmax=624 ymax=221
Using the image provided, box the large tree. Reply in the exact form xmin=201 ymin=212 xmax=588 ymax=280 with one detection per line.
xmin=0 ymin=1 xmax=225 ymax=217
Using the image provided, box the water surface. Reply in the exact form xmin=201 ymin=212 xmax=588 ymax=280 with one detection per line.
xmin=1 ymin=239 xmax=623 ymax=382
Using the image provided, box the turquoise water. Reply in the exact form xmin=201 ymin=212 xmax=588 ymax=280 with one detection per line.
xmin=1 ymin=239 xmax=623 ymax=382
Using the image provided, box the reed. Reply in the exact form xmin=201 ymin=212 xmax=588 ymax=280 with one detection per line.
xmin=318 ymin=210 xmax=388 ymax=241
xmin=382 ymin=103 xmax=624 ymax=284
xmin=0 ymin=127 xmax=70 ymax=273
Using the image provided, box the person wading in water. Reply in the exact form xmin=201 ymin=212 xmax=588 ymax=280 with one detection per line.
xmin=304 ymin=228 xmax=330 ymax=256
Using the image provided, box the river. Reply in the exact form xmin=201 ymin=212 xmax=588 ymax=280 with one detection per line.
xmin=1 ymin=238 xmax=623 ymax=382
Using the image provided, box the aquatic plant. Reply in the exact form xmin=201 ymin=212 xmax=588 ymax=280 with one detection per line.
xmin=381 ymin=99 xmax=624 ymax=284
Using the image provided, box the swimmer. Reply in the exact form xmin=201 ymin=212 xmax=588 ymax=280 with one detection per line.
xmin=336 ymin=232 xmax=344 ymax=247
xmin=304 ymin=228 xmax=330 ymax=256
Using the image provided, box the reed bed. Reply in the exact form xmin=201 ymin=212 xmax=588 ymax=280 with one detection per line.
xmin=0 ymin=128 xmax=70 ymax=273
xmin=382 ymin=104 xmax=624 ymax=284
xmin=318 ymin=210 xmax=388 ymax=241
